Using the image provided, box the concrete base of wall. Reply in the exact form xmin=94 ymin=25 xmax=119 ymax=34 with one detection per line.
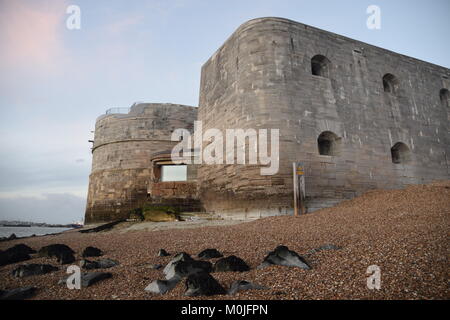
xmin=209 ymin=198 xmax=345 ymax=220
xmin=212 ymin=207 xmax=294 ymax=220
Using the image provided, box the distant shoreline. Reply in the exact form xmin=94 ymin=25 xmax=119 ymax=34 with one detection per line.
xmin=0 ymin=224 xmax=83 ymax=229
xmin=0 ymin=226 xmax=75 ymax=240
xmin=1 ymin=224 xmax=31 ymax=227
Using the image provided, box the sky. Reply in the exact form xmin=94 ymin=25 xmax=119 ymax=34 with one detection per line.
xmin=0 ymin=0 xmax=449 ymax=224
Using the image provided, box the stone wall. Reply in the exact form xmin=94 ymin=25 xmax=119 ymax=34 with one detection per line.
xmin=150 ymin=181 xmax=198 ymax=198
xmin=148 ymin=181 xmax=201 ymax=212
xmin=85 ymin=103 xmax=197 ymax=223
xmin=198 ymin=17 xmax=450 ymax=218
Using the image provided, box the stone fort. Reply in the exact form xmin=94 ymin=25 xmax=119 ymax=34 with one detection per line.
xmin=85 ymin=17 xmax=450 ymax=223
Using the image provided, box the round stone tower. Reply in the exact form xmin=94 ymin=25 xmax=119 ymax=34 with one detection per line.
xmin=85 ymin=103 xmax=197 ymax=223
xmin=198 ymin=18 xmax=297 ymax=219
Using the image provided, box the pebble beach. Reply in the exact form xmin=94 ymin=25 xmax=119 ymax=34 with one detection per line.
xmin=0 ymin=182 xmax=449 ymax=300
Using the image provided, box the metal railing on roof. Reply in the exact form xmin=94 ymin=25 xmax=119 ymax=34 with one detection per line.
xmin=105 ymin=107 xmax=130 ymax=115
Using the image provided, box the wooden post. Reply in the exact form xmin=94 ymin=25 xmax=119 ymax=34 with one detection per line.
xmin=293 ymin=163 xmax=299 ymax=216
xmin=293 ymin=162 xmax=307 ymax=216
xmin=299 ymin=165 xmax=306 ymax=215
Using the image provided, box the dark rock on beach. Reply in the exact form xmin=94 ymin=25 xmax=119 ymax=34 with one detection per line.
xmin=173 ymin=260 xmax=212 ymax=279
xmin=0 ymin=286 xmax=37 ymax=300
xmin=166 ymin=260 xmax=213 ymax=280
xmin=81 ymin=272 xmax=112 ymax=287
xmin=198 ymin=248 xmax=223 ymax=259
xmin=0 ymin=233 xmax=17 ymax=242
xmin=157 ymin=249 xmax=170 ymax=257
xmin=82 ymin=246 xmax=103 ymax=257
xmin=78 ymin=220 xmax=124 ymax=233
xmin=79 ymin=259 xmax=97 ymax=269
xmin=59 ymin=272 xmax=112 ymax=288
xmin=163 ymin=252 xmax=193 ymax=276
xmin=38 ymin=244 xmax=75 ymax=265
xmin=0 ymin=246 xmax=32 ymax=266
xmin=7 ymin=244 xmax=36 ymax=255
xmin=214 ymin=255 xmax=250 ymax=272
xmin=145 ymin=278 xmax=180 ymax=294
xmin=12 ymin=264 xmax=58 ymax=278
xmin=38 ymin=244 xmax=74 ymax=257
xmin=184 ymin=272 xmax=226 ymax=296
xmin=80 ymin=258 xmax=119 ymax=270
xmin=228 ymin=280 xmax=267 ymax=295
xmin=162 ymin=252 xmax=213 ymax=280
xmin=258 ymin=245 xmax=311 ymax=270
xmin=56 ymin=251 xmax=75 ymax=264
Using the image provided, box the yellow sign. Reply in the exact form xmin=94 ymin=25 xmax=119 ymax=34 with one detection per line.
xmin=297 ymin=167 xmax=304 ymax=175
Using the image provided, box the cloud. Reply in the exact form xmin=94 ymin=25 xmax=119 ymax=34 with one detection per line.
xmin=0 ymin=117 xmax=92 ymax=196
xmin=0 ymin=193 xmax=85 ymax=224
xmin=0 ymin=0 xmax=68 ymax=71
xmin=0 ymin=159 xmax=90 ymax=194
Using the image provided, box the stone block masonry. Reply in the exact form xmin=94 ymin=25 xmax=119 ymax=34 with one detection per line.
xmin=197 ymin=17 xmax=449 ymax=218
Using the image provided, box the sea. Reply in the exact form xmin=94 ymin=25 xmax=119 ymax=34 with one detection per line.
xmin=0 ymin=226 xmax=72 ymax=238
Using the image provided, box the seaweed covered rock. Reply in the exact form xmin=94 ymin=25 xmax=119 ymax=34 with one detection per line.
xmin=142 ymin=204 xmax=180 ymax=222
xmin=129 ymin=208 xmax=144 ymax=221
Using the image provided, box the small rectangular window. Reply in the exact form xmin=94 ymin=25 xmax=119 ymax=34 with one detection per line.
xmin=161 ymin=165 xmax=187 ymax=182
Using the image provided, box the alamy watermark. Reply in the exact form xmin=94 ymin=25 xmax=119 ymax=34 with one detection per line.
xmin=66 ymin=5 xmax=81 ymax=30
xmin=366 ymin=265 xmax=381 ymax=290
xmin=66 ymin=265 xmax=81 ymax=289
xmin=171 ymin=121 xmax=280 ymax=176
xmin=367 ymin=5 xmax=381 ymax=30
